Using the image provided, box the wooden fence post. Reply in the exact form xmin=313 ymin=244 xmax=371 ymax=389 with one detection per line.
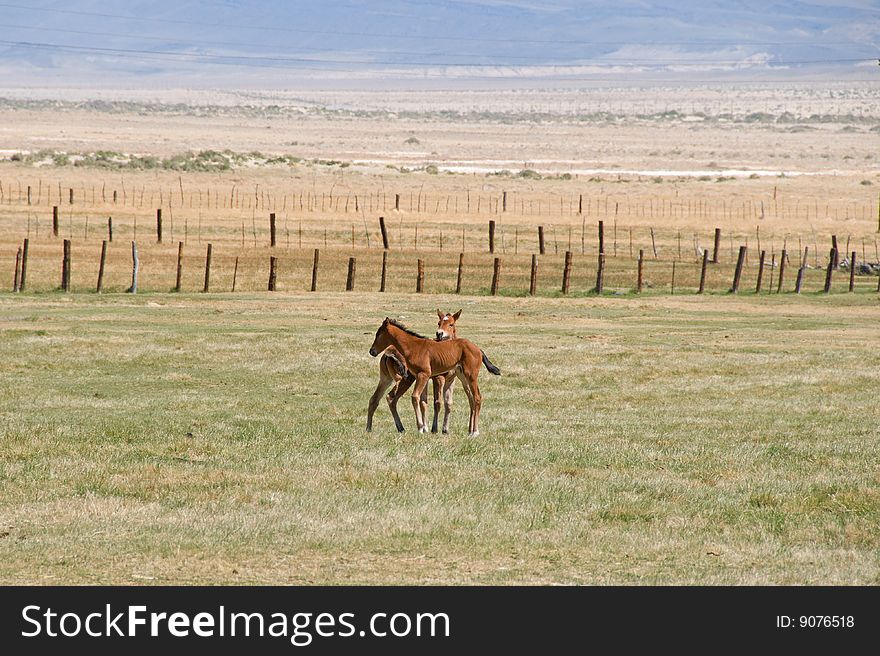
xmin=455 ymin=252 xmax=464 ymax=294
xmin=730 ymin=246 xmax=747 ymax=292
xmin=416 ymin=258 xmax=425 ymax=293
xmin=712 ymin=227 xmax=721 ymax=263
xmin=529 ymin=254 xmax=538 ymax=296
xmin=380 ymin=250 xmax=388 ymax=292
xmin=311 ymin=249 xmax=319 ymax=291
xmin=379 ymin=216 xmax=389 ymax=249
xmin=96 ymin=240 xmax=107 ymax=293
xmin=232 ymin=257 xmax=239 ymax=292
xmin=831 ymin=236 xmax=839 ymax=268
xmin=69 ymin=188 xmax=73 ymax=204
xmin=270 ymin=212 xmax=276 ymax=247
xmin=156 ymin=208 xmax=163 ymax=243
xmin=108 ymin=216 xmax=113 ymax=242
xmin=598 ymin=220 xmax=604 ymax=254
xmin=755 ymin=250 xmax=766 ymax=293
xmin=52 ymin=206 xmax=59 ymax=237
xmin=174 ymin=242 xmax=184 ymax=292
xmin=489 ymin=220 xmax=495 ymax=253
xmin=595 ymin=252 xmax=605 ymax=294
xmin=561 ymin=251 xmax=572 ymax=294
xmin=637 ymin=249 xmax=644 ymax=293
xmin=502 ymin=191 xmax=507 ymax=212
xmin=203 ymin=243 xmax=212 ymax=293
xmin=61 ymin=239 xmax=71 ymax=292
xmin=698 ymin=249 xmax=708 ymax=294
xmin=795 ymin=265 xmax=805 ymax=294
xmin=823 ymin=248 xmax=835 ymax=293
xmin=538 ymin=225 xmax=545 ymax=255
xmin=19 ymin=239 xmax=29 ymax=292
xmin=13 ymin=246 xmax=22 ymax=292
xmin=127 ymin=241 xmax=138 ymax=294
xmin=268 ymin=256 xmax=277 ymax=291
xmin=849 ymin=250 xmax=856 ymax=292
xmin=491 ymin=257 xmax=500 ymax=295
xmin=777 ymin=248 xmax=786 ymax=293
xmin=346 ymin=257 xmax=356 ymax=291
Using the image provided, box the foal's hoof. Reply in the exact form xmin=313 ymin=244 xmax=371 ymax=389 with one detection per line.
xmin=396 ymin=427 xmax=405 ymax=434
xmin=419 ymin=426 xmax=429 ymax=434
xmin=468 ymin=430 xmax=480 ymax=437
xmin=442 ymin=429 xmax=449 ymax=435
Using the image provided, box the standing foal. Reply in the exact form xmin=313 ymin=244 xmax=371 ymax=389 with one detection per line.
xmin=366 ymin=310 xmax=461 ymax=433
xmin=369 ymin=318 xmax=500 ymax=436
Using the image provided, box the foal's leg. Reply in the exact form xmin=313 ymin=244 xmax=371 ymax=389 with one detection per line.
xmin=367 ymin=367 xmax=396 ymax=432
xmin=455 ymin=368 xmax=476 ymax=435
xmin=411 ymin=373 xmax=431 ymax=433
xmin=430 ymin=375 xmax=444 ymax=433
xmin=388 ymin=373 xmax=415 ymax=433
xmin=420 ymin=386 xmax=429 ymax=433
xmin=441 ymin=376 xmax=456 ymax=434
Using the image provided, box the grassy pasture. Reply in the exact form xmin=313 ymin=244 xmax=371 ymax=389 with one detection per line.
xmin=0 ymin=290 xmax=878 ymax=584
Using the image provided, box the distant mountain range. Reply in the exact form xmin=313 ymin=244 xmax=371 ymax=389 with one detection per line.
xmin=0 ymin=1 xmax=877 ymax=87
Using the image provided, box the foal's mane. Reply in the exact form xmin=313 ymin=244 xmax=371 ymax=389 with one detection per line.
xmin=387 ymin=318 xmax=428 ymax=339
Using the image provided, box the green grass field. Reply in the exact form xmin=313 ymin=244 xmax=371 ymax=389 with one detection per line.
xmin=0 ymin=290 xmax=878 ymax=584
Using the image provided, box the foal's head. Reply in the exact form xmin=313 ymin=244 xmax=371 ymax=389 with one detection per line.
xmin=369 ymin=318 xmax=392 ymax=357
xmin=435 ymin=309 xmax=461 ymax=341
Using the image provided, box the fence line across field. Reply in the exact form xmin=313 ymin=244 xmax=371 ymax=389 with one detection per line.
xmin=7 ymin=234 xmax=878 ymax=297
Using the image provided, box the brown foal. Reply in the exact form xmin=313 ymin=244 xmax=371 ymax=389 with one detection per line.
xmin=366 ymin=310 xmax=460 ymax=433
xmin=369 ymin=318 xmax=501 ymax=436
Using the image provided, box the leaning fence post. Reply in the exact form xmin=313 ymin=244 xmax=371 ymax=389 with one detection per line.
xmin=175 ymin=241 xmax=184 ymax=292
xmin=529 ymin=254 xmax=538 ymax=296
xmin=755 ymin=250 xmax=766 ymax=293
xmin=849 ymin=250 xmax=856 ymax=292
xmin=491 ymin=257 xmax=500 ymax=295
xmin=823 ymin=248 xmax=835 ymax=293
xmin=380 ymin=250 xmax=388 ymax=292
xmin=795 ymin=265 xmax=805 ymax=294
xmin=831 ymin=236 xmax=839 ymax=268
xmin=232 ymin=256 xmax=239 ymax=292
xmin=637 ymin=249 xmax=644 ymax=293
xmin=379 ymin=216 xmax=389 ymax=249
xmin=595 ymin=252 xmax=605 ymax=294
xmin=730 ymin=246 xmax=747 ymax=293
xmin=698 ymin=249 xmax=708 ymax=294
xmin=127 ymin=241 xmax=138 ymax=294
xmin=455 ymin=252 xmax=464 ymax=294
xmin=13 ymin=246 xmax=22 ymax=292
xmin=561 ymin=251 xmax=572 ymax=294
xmin=268 ymin=256 xmax=277 ymax=291
xmin=777 ymin=249 xmax=786 ymax=293
xmin=203 ymin=243 xmax=212 ymax=293
xmin=96 ymin=240 xmax=107 ymax=293
xmin=346 ymin=257 xmax=356 ymax=291
xmin=61 ymin=238 xmax=71 ymax=292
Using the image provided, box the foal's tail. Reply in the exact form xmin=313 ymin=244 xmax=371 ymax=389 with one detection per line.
xmin=481 ymin=351 xmax=501 ymax=376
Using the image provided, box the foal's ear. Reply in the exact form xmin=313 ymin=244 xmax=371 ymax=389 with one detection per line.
xmin=452 ymin=309 xmax=462 ymax=321
xmin=436 ymin=309 xmax=443 ymax=320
